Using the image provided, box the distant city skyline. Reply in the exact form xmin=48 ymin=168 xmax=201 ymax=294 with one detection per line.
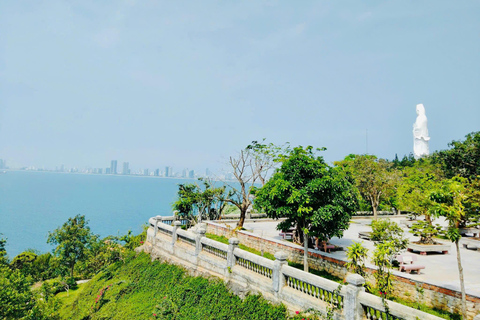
xmin=1 ymin=158 xmax=231 ymax=180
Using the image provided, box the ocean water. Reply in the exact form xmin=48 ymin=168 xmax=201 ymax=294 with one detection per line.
xmin=0 ymin=171 xmax=198 ymax=257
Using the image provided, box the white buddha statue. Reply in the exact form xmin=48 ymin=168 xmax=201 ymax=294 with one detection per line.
xmin=413 ymin=104 xmax=430 ymax=159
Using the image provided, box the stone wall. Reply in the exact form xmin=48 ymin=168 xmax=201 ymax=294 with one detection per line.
xmin=205 ymin=221 xmax=480 ymax=319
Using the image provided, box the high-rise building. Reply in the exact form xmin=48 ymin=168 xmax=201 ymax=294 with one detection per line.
xmin=189 ymin=170 xmax=195 ymax=179
xmin=0 ymin=159 xmax=4 ymax=169
xmin=106 ymin=168 xmax=111 ymax=174
xmin=143 ymin=169 xmax=149 ymax=176
xmin=110 ymin=160 xmax=118 ymax=174
xmin=182 ymin=169 xmax=188 ymax=178
xmin=154 ymin=169 xmax=160 ymax=176
xmin=165 ymin=166 xmax=172 ymax=177
xmin=122 ymin=162 xmax=130 ymax=175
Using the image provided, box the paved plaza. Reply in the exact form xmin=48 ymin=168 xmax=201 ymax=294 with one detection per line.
xmin=224 ymin=216 xmax=480 ymax=297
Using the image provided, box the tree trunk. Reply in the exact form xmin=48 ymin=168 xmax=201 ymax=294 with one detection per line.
xmin=70 ymin=264 xmax=75 ymax=279
xmin=425 ymin=214 xmax=432 ymax=224
xmin=237 ymin=207 xmax=246 ymax=228
xmin=372 ymin=204 xmax=378 ymax=220
xmin=303 ymin=232 xmax=309 ymax=272
xmin=455 ymin=240 xmax=467 ymax=320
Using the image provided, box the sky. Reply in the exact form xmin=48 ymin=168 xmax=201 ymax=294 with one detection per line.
xmin=1 ymin=1 xmax=479 ymax=173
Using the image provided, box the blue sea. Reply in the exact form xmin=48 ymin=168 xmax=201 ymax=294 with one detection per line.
xmin=0 ymin=171 xmax=198 ymax=257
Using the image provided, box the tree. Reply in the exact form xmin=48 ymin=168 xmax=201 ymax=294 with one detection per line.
xmin=0 ymin=234 xmax=7 ymax=265
xmin=370 ymin=219 xmax=408 ymax=257
xmin=372 ymin=242 xmax=395 ymax=298
xmin=173 ymin=178 xmax=227 ymax=226
xmin=336 ymin=155 xmax=399 ymax=219
xmin=255 ymin=146 xmax=358 ymax=246
xmin=47 ymin=215 xmax=94 ymax=278
xmin=10 ymin=251 xmax=37 ymax=277
xmin=226 ymin=141 xmax=286 ymax=227
xmin=0 ymin=264 xmax=34 ymax=319
xmin=397 ymin=159 xmax=444 ymax=222
xmin=346 ymin=242 xmax=369 ymax=277
xmin=432 ymin=131 xmax=480 ymax=180
xmin=246 ymin=140 xmax=287 ymax=186
xmin=429 ymin=177 xmax=475 ymax=320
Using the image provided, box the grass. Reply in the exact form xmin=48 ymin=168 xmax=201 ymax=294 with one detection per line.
xmin=205 ymin=233 xmax=341 ymax=282
xmin=286 ymin=261 xmax=343 ymax=283
xmin=390 ymin=296 xmax=461 ymax=320
xmin=206 ymin=233 xmax=276 ymax=260
xmin=57 ymin=253 xmax=294 ymax=320
xmin=56 ymin=282 xmax=88 ymax=306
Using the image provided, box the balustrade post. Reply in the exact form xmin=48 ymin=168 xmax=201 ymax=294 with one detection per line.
xmin=227 ymin=238 xmax=239 ymax=268
xmin=195 ymin=224 xmax=206 ymax=255
xmin=344 ymin=274 xmax=365 ymax=320
xmin=153 ymin=215 xmax=162 ymax=245
xmin=272 ymin=251 xmax=288 ymax=294
xmin=172 ymin=221 xmax=182 ymax=246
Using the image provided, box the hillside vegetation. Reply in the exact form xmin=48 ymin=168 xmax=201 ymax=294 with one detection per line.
xmin=58 ymin=252 xmax=300 ymax=320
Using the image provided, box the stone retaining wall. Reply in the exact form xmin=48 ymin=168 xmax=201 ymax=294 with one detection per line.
xmin=205 ymin=221 xmax=480 ymax=319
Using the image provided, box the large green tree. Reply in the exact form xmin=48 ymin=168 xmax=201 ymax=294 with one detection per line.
xmin=428 ymin=177 xmax=479 ymax=319
xmin=432 ymin=131 xmax=480 ymax=179
xmin=255 ymin=146 xmax=358 ymax=245
xmin=336 ymin=155 xmax=399 ymax=219
xmin=397 ymin=158 xmax=444 ymax=222
xmin=47 ymin=215 xmax=94 ymax=278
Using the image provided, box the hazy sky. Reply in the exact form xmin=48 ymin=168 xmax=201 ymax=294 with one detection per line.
xmin=1 ymin=1 xmax=479 ymax=173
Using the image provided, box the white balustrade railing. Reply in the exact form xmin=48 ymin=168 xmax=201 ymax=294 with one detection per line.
xmin=145 ymin=218 xmax=444 ymax=320
xmin=200 ymin=237 xmax=228 ymax=259
xmin=233 ymin=247 xmax=274 ymax=279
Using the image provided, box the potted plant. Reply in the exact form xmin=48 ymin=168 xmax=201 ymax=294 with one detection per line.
xmin=407 ymin=220 xmax=451 ymax=254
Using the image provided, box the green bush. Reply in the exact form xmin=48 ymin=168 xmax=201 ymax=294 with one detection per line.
xmin=58 ymin=253 xmax=290 ymax=319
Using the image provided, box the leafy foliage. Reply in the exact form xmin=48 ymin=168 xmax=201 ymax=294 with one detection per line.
xmin=432 ymin=131 xmax=480 ymax=180
xmin=428 ymin=177 xmax=479 ymax=320
xmin=0 ymin=234 xmax=7 ymax=265
xmin=0 ymin=264 xmax=34 ymax=319
xmin=335 ymin=155 xmax=399 ymax=218
xmin=410 ymin=221 xmax=443 ymax=245
xmin=346 ymin=242 xmax=368 ymax=277
xmin=372 ymin=242 xmax=395 ymax=298
xmin=173 ymin=178 xmax=227 ymax=225
xmin=58 ymin=253 xmax=290 ymax=320
xmin=429 ymin=177 xmax=479 ymax=231
xmin=47 ymin=215 xmax=95 ymax=278
xmin=397 ymin=159 xmax=443 ymax=220
xmin=255 ymin=146 xmax=358 ymax=244
xmin=371 ymin=219 xmax=407 ymax=248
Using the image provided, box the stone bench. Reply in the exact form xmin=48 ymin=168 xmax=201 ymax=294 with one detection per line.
xmin=463 ymin=243 xmax=479 ymax=251
xmin=400 ymin=263 xmax=426 ymax=274
xmin=358 ymin=232 xmax=372 ymax=240
xmin=279 ymin=232 xmax=293 ymax=240
xmin=397 ymin=254 xmax=425 ymax=274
